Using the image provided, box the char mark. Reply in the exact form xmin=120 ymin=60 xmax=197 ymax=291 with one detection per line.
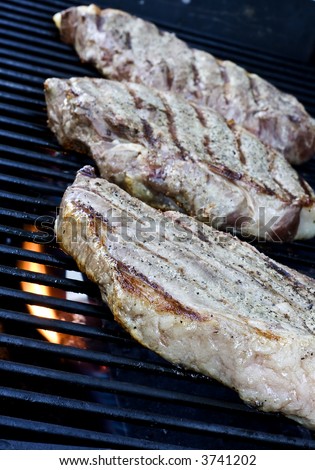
xmin=95 ymin=14 xmax=105 ymax=31
xmin=141 ymin=119 xmax=156 ymax=146
xmin=165 ymin=64 xmax=174 ymax=89
xmin=116 ymin=260 xmax=203 ymax=321
xmin=191 ymin=61 xmax=200 ymax=87
xmin=192 ymin=103 xmax=207 ymax=128
xmin=158 ymin=94 xmax=189 ymax=160
xmin=125 ymin=31 xmax=132 ymax=49
xmin=218 ymin=62 xmax=230 ymax=105
xmin=74 ymin=201 xmax=108 ymax=225
xmin=248 ymin=75 xmax=259 ymax=106
xmin=234 ymin=133 xmax=247 ymax=165
xmin=208 ymin=163 xmax=242 ymax=181
xmin=125 ymin=84 xmax=144 ymax=109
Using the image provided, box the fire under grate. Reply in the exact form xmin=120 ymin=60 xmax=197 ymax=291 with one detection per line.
xmin=0 ymin=0 xmax=315 ymax=450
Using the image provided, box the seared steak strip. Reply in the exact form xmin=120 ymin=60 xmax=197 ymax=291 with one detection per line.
xmin=56 ymin=165 xmax=315 ymax=430
xmin=45 ymin=77 xmax=315 ymax=241
xmin=53 ymin=4 xmax=315 ymax=164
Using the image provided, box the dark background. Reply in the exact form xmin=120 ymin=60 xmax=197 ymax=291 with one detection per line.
xmin=97 ymin=0 xmax=315 ymax=64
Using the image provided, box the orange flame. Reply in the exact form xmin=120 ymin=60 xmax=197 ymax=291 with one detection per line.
xmin=19 ymin=240 xmax=61 ymax=344
xmin=18 ymin=229 xmax=105 ymax=364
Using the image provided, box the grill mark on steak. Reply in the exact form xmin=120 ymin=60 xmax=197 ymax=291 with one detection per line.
xmin=191 ymin=104 xmax=215 ymax=159
xmin=165 ymin=64 xmax=174 ymax=89
xmin=157 ymin=93 xmax=189 ymax=160
xmin=218 ymin=62 xmax=230 ymax=105
xmin=248 ymin=74 xmax=260 ymax=107
xmin=270 ymin=177 xmax=296 ymax=202
xmin=141 ymin=119 xmax=155 ymax=146
xmin=125 ymin=31 xmax=132 ymax=49
xmin=191 ymin=61 xmax=200 ymax=87
xmin=74 ymin=199 xmax=203 ymax=321
xmin=233 ymin=131 xmax=247 ymax=165
xmin=252 ymin=326 xmax=280 ymax=341
xmin=207 ymin=163 xmax=242 ymax=182
xmin=116 ymin=261 xmax=204 ymax=321
xmin=95 ymin=14 xmax=105 ymax=31
xmin=203 ymin=135 xmax=214 ymax=159
xmin=191 ymin=103 xmax=207 ymax=128
xmin=126 ymin=85 xmax=157 ymax=145
xmin=125 ymin=83 xmax=143 ymax=109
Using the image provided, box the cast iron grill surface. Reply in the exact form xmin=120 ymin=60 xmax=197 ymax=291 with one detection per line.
xmin=0 ymin=0 xmax=315 ymax=450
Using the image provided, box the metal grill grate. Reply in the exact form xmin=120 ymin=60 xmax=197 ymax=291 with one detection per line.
xmin=0 ymin=0 xmax=315 ymax=450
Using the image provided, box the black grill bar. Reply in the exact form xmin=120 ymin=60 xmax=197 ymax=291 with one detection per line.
xmin=0 ymin=38 xmax=80 ymax=65
xmin=0 ymin=115 xmax=47 ymax=133
xmin=0 ymin=67 xmax=46 ymax=85
xmin=0 ymin=102 xmax=45 ymax=120
xmin=0 ymin=287 xmax=105 ymax=317
xmin=0 ymin=190 xmax=57 ymax=209
xmin=0 ymin=128 xmax=59 ymax=148
xmin=0 ymin=245 xmax=74 ymax=269
xmin=0 ymin=9 xmax=57 ymax=28
xmin=0 ymin=359 xmax=249 ymax=414
xmin=0 ymin=265 xmax=97 ymax=295
xmin=0 ymin=79 xmax=44 ymax=99
xmin=0 ymin=52 xmax=95 ymax=77
xmin=0 ymin=90 xmax=44 ymax=107
xmin=0 ymin=225 xmax=52 ymax=243
xmin=0 ymin=174 xmax=66 ymax=194
xmin=0 ymin=310 xmax=131 ymax=344
xmin=0 ymin=157 xmax=74 ymax=181
xmin=0 ymin=415 xmax=182 ymax=451
xmin=1 ymin=385 xmax=313 ymax=449
xmin=0 ymin=3 xmax=49 ymax=20
xmin=1 ymin=28 xmax=72 ymax=53
xmin=0 ymin=144 xmax=79 ymax=168
xmin=0 ymin=333 xmax=207 ymax=380
xmin=0 ymin=208 xmax=50 ymax=223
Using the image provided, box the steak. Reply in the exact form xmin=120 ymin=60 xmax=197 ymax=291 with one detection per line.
xmin=53 ymin=4 xmax=315 ymax=164
xmin=56 ymin=165 xmax=315 ymax=430
xmin=45 ymin=77 xmax=315 ymax=242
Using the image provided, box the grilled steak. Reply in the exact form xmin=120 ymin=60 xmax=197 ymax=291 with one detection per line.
xmin=45 ymin=77 xmax=315 ymax=242
xmin=53 ymin=4 xmax=315 ymax=164
xmin=57 ymin=165 xmax=315 ymax=430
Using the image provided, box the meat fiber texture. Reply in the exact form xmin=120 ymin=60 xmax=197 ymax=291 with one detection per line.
xmin=56 ymin=166 xmax=315 ymax=430
xmin=53 ymin=4 xmax=315 ymax=165
xmin=45 ymin=77 xmax=315 ymax=242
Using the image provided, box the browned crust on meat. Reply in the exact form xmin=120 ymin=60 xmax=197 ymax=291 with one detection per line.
xmin=116 ymin=262 xmax=204 ymax=321
xmin=252 ymin=326 xmax=280 ymax=341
